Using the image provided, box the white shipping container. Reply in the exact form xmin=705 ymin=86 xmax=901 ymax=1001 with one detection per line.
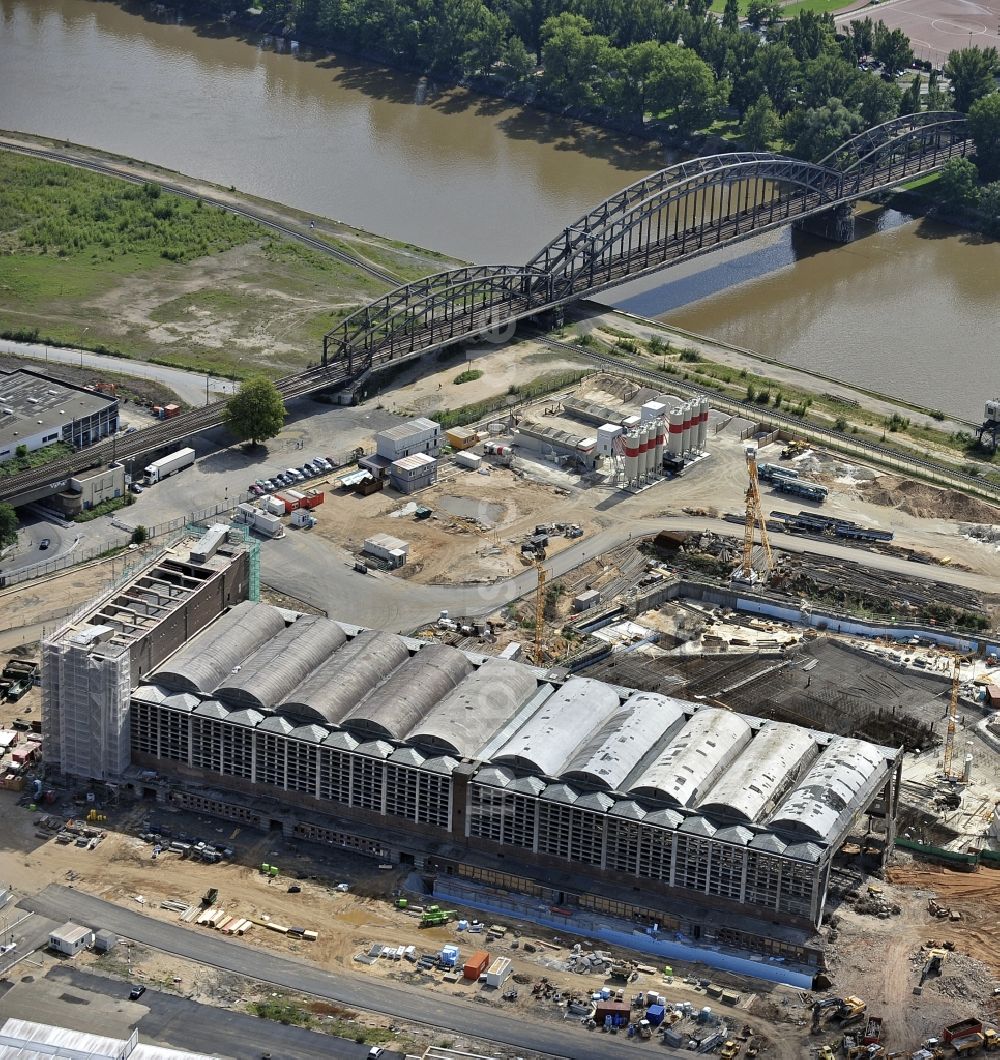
xmin=485 ymin=956 xmax=513 ymax=988
xmin=455 ymin=451 xmax=482 ymax=470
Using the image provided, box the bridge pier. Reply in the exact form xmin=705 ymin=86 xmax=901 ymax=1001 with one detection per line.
xmin=794 ymin=203 xmax=856 ymax=244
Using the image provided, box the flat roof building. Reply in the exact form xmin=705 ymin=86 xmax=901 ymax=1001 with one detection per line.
xmin=0 ymin=369 xmax=119 ymax=463
xmin=0 ymin=1018 xmax=219 ymax=1059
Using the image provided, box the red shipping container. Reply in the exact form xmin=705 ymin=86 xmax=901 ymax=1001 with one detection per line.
xmin=463 ymin=950 xmax=490 ymax=979
xmin=300 ymin=490 xmax=325 ymax=510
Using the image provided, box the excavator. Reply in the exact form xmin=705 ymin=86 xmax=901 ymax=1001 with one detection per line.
xmin=812 ymin=996 xmax=867 ymax=1033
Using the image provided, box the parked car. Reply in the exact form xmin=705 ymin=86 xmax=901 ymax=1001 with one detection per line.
xmin=263 ymin=479 xmax=278 ymax=491
xmin=367 ymin=1049 xmax=385 ymax=1060
xmin=248 ymin=484 xmax=263 ymax=496
xmin=299 ymin=465 xmax=315 ymax=478
xmin=130 ymin=483 xmax=144 ymax=495
xmin=39 ymin=538 xmax=51 ymax=551
xmin=285 ymin=468 xmax=303 ymax=482
xmin=313 ymin=456 xmax=332 ymax=471
xmin=128 ymin=985 xmax=146 ymax=1000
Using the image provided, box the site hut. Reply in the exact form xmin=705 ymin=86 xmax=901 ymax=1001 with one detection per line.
xmin=72 ymin=587 xmax=905 ymax=967
xmin=363 ymin=533 xmax=409 ymax=569
xmin=375 ymin=417 xmax=442 ymax=460
xmin=48 ymin=922 xmax=94 ymax=957
xmin=389 ymin=452 xmax=438 ymax=494
xmin=93 ymin=929 xmax=118 ymax=954
xmin=0 ymin=368 xmax=119 ymax=464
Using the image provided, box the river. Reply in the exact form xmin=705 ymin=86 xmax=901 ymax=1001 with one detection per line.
xmin=1 ymin=0 xmax=997 ymax=419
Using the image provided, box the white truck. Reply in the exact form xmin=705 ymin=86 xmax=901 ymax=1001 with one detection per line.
xmin=143 ymin=447 xmax=195 ymax=485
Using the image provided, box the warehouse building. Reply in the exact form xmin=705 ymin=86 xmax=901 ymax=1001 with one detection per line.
xmin=110 ymin=601 xmax=901 ymax=949
xmin=0 ymin=368 xmax=119 ymax=463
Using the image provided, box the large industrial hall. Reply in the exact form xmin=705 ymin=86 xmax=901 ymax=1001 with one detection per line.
xmin=38 ymin=522 xmax=902 ymax=957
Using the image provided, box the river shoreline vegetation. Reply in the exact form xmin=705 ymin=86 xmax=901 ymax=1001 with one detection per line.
xmin=0 ymin=150 xmax=460 ymax=378
xmin=137 ymin=0 xmax=1000 ymax=214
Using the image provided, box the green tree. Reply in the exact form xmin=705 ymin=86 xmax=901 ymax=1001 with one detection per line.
xmin=131 ymin=525 xmax=148 ymax=545
xmin=944 ymin=46 xmax=1000 ymax=112
xmin=750 ymin=42 xmax=800 ymax=114
xmin=968 ymin=92 xmax=1000 ymax=180
xmin=899 ymin=74 xmax=921 ymax=116
xmin=800 ymin=53 xmax=861 ymax=109
xmin=789 ymin=98 xmax=864 ymax=161
xmin=936 ymin=156 xmax=980 ymax=207
xmin=742 ymin=93 xmax=779 ymax=148
xmin=0 ymin=503 xmax=17 ymax=548
xmin=224 ymin=375 xmax=287 ymax=447
xmin=978 ymin=181 xmax=1000 ymax=233
xmin=858 ymin=76 xmax=901 ymax=126
xmin=721 ymin=0 xmax=740 ymax=33
xmin=745 ymin=0 xmax=781 ymax=31
xmin=873 ymin=26 xmax=912 ymax=78
xmin=782 ymin=11 xmax=836 ymax=63
xmin=926 ymin=68 xmax=945 ymax=110
xmin=849 ymin=17 xmax=875 ymax=60
xmin=502 ymin=36 xmax=536 ymax=83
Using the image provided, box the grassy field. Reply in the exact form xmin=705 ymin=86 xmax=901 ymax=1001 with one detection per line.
xmin=0 ymin=152 xmax=457 ymax=378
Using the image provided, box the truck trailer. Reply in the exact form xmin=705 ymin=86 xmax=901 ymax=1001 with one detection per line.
xmin=143 ymin=447 xmax=195 ymax=485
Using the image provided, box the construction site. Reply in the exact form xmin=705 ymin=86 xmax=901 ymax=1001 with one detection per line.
xmin=4 ymin=360 xmax=1000 ymax=1060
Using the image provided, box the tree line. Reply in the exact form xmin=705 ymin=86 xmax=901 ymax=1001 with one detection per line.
xmin=175 ymin=0 xmax=998 ymax=169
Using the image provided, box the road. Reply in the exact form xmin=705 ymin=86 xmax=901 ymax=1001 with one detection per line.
xmin=262 ymin=513 xmax=999 ymax=634
xmin=0 ymin=511 xmax=78 ymax=578
xmin=21 ymin=886 xmax=679 ymax=1060
xmin=1 ymin=965 xmax=397 ymax=1060
xmin=0 ymin=337 xmax=238 ymax=408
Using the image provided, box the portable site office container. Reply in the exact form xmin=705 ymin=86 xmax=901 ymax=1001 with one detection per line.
xmin=485 ymin=956 xmax=513 ymax=988
xmin=48 ymin=922 xmax=94 ymax=957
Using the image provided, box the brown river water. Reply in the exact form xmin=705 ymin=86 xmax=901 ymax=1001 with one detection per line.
xmin=1 ymin=0 xmax=997 ymax=418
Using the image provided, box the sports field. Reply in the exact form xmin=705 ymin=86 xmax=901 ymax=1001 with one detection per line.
xmin=837 ymin=0 xmax=1000 ymax=66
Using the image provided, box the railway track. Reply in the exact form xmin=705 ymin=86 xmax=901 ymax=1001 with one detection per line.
xmin=0 ymin=140 xmax=400 ymax=285
xmin=533 ymin=338 xmax=1000 ymax=502
xmin=0 ymin=362 xmax=353 ymax=503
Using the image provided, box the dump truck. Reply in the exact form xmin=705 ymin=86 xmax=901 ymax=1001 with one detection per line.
xmin=720 ymin=1041 xmax=742 ymax=1059
xmin=863 ymin=1015 xmax=883 ymax=1044
xmin=953 ymin=1034 xmax=986 ymax=1055
xmin=946 ymin=1019 xmax=985 ymax=1043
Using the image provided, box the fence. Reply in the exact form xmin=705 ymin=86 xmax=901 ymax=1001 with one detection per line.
xmin=894 ymin=836 xmax=1000 ymax=870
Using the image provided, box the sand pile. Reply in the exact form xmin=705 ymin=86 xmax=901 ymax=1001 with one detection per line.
xmin=861 ymin=476 xmax=1000 ymax=522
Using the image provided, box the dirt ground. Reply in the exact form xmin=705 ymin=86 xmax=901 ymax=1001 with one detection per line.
xmin=0 ymin=789 xmax=817 ymax=1059
xmin=316 ymin=466 xmax=589 ymax=585
xmin=813 ymin=862 xmax=1000 ymax=1054
xmin=858 ymin=475 xmax=1000 ymax=524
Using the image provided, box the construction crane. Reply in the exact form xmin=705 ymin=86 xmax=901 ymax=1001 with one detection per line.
xmin=942 ymin=654 xmax=962 ymax=779
xmin=534 ymin=561 xmax=547 ymax=666
xmin=732 ymin=447 xmax=774 ymax=584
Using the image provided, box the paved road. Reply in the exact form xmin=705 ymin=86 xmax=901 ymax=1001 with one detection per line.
xmin=0 ymin=338 xmax=237 ymax=408
xmin=262 ymin=512 xmax=997 ymax=634
xmin=21 ymin=886 xmax=673 ymax=1060
xmin=3 ymin=965 xmax=396 ymax=1060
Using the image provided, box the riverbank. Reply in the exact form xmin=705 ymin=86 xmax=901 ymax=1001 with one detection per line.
xmin=0 ymin=135 xmax=460 ymax=378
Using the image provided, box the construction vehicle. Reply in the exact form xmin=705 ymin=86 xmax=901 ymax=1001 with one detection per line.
xmin=811 ymin=996 xmax=843 ymax=1032
xmin=953 ymin=1034 xmax=986 ymax=1055
xmin=781 ymin=438 xmax=808 ymax=458
xmin=745 ymin=1040 xmax=760 ymax=1058
xmin=983 ymin=1028 xmax=999 ymax=1052
xmin=817 ymin=1049 xmax=835 ymax=1060
xmin=720 ymin=1042 xmax=742 ymax=1059
xmin=636 ymin=1020 xmax=652 ymax=1040
xmin=419 ymin=905 xmax=457 ymax=928
xmin=863 ymin=1015 xmax=883 ymax=1044
xmin=833 ymin=997 xmax=867 ymax=1026
xmin=920 ymin=947 xmax=947 ymax=984
xmin=394 ymin=897 xmax=408 ymax=909
xmin=732 ymin=448 xmax=774 ymax=585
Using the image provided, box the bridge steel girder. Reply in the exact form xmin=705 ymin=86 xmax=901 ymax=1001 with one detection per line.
xmin=531 ymin=155 xmax=845 ymax=301
xmin=322 ymin=265 xmax=549 ymax=371
xmin=818 ymin=111 xmax=966 ymax=172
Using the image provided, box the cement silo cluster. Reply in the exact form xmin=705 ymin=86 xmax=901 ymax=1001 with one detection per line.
xmin=614 ymin=397 xmax=708 ymax=486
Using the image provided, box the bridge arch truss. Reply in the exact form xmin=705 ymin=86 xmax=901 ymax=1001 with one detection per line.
xmin=323 ymin=113 xmax=971 ymax=373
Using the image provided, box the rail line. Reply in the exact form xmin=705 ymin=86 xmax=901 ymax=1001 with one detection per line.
xmin=545 ymin=339 xmax=1000 ymax=501
xmin=0 ymin=139 xmax=400 ymax=285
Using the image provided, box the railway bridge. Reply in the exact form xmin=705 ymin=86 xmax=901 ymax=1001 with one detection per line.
xmin=322 ymin=111 xmax=971 ymax=375
xmin=0 ymin=112 xmax=972 ymax=507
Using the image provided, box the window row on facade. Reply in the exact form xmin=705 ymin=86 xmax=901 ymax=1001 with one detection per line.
xmin=132 ymin=703 xmax=451 ymax=828
xmin=468 ymin=784 xmax=819 ymax=918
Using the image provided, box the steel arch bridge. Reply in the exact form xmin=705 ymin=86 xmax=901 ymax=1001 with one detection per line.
xmin=323 ymin=112 xmax=970 ymax=375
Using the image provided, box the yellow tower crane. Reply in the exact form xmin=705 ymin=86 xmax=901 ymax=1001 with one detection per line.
xmin=942 ymin=654 xmax=961 ymax=779
xmin=534 ymin=561 xmax=547 ymax=666
xmin=732 ymin=447 xmax=774 ymax=584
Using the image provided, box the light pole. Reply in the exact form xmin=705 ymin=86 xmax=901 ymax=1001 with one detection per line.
xmin=80 ymin=328 xmax=89 ymax=367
